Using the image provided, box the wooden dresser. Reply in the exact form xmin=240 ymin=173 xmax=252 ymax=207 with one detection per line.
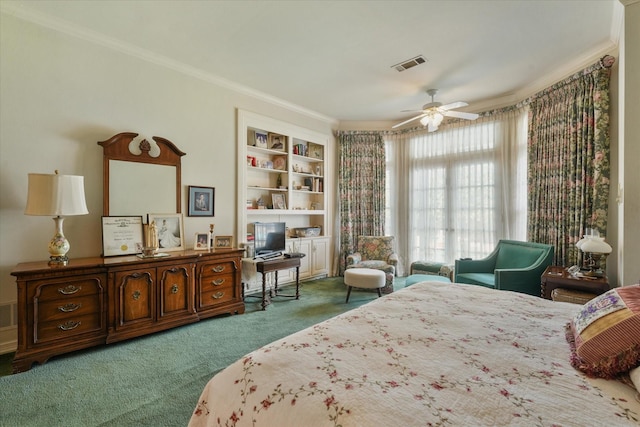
xmin=11 ymin=249 xmax=244 ymax=373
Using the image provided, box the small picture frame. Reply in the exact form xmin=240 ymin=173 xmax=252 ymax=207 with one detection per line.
xmin=255 ymin=131 xmax=268 ymax=148
xmin=147 ymin=213 xmax=184 ymax=252
xmin=188 ymin=185 xmax=215 ymax=217
xmin=268 ymin=133 xmax=285 ymax=150
xmin=273 ymin=155 xmax=286 ymax=171
xmin=272 ymin=193 xmax=287 ymax=210
xmin=194 ymin=232 xmax=209 ymax=250
xmin=214 ymin=235 xmax=233 ymax=249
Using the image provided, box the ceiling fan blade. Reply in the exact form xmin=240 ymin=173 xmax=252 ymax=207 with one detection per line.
xmin=400 ymin=109 xmax=424 ymax=113
xmin=439 ymin=101 xmax=468 ymax=111
xmin=392 ymin=114 xmax=426 ymax=129
xmin=443 ymin=110 xmax=479 ymax=120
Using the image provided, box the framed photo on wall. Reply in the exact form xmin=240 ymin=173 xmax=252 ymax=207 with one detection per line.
xmin=214 ymin=235 xmax=233 ymax=249
xmin=188 ymin=185 xmax=215 ymax=216
xmin=147 ymin=213 xmax=184 ymax=252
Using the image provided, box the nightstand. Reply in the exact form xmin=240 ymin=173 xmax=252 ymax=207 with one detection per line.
xmin=540 ymin=265 xmax=610 ymax=300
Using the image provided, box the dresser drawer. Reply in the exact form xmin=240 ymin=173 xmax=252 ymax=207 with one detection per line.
xmin=199 ymin=283 xmax=236 ymax=307
xmin=200 ymin=261 xmax=236 ymax=279
xmin=31 ymin=276 xmax=101 ymax=302
xmin=35 ymin=294 xmax=102 ymax=323
xmin=35 ymin=311 xmax=104 ymax=343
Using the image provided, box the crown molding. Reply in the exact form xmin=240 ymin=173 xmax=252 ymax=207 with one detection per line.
xmin=0 ymin=2 xmax=338 ymax=126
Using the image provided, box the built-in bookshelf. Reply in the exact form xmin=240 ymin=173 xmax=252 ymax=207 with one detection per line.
xmin=236 ymin=110 xmax=332 ymax=289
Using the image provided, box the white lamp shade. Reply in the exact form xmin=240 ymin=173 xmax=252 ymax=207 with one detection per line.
xmin=25 ymin=173 xmax=89 ymax=216
xmin=579 ymin=236 xmax=612 ymax=254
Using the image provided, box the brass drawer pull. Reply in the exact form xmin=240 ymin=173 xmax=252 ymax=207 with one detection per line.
xmin=58 ymin=320 xmax=81 ymax=331
xmin=58 ymin=303 xmax=81 ymax=313
xmin=171 ymin=284 xmax=179 ymax=294
xmin=212 ymin=291 xmax=225 ymax=299
xmin=132 ymin=290 xmax=141 ymax=300
xmin=58 ymin=285 xmax=81 ymax=295
xmin=211 ymin=265 xmax=225 ymax=273
xmin=211 ymin=279 xmax=225 ymax=286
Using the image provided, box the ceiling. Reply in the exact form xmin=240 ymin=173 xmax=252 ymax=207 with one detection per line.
xmin=1 ymin=1 xmax=620 ymax=124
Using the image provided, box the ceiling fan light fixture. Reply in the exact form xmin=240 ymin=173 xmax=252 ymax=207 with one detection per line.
xmin=419 ymin=111 xmax=444 ymax=131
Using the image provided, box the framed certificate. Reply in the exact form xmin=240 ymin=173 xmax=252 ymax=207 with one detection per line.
xmin=101 ymin=216 xmax=144 ymax=257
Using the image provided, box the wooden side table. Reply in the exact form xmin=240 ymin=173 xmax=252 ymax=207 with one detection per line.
xmin=540 ymin=265 xmax=610 ymax=300
xmin=255 ymin=257 xmax=301 ymax=310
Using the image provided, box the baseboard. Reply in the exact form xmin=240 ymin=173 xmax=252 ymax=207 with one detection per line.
xmin=0 ymin=328 xmax=17 ymax=355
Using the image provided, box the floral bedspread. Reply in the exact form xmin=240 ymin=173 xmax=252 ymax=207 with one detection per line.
xmin=190 ymin=281 xmax=640 ymax=426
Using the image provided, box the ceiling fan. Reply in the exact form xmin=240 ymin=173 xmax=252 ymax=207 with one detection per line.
xmin=392 ymin=89 xmax=479 ymax=131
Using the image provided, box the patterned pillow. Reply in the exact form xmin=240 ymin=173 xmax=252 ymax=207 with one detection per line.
xmin=565 ymin=285 xmax=640 ymax=379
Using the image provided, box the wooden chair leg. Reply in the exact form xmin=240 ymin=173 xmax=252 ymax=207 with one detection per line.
xmin=346 ymin=286 xmax=352 ymax=303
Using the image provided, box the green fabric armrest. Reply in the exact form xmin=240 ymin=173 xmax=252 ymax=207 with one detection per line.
xmin=346 ymin=252 xmax=362 ymax=265
xmin=455 ymin=252 xmax=498 ymax=275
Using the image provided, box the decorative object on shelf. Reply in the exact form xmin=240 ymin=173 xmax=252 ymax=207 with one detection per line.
xmin=272 ymin=193 xmax=287 ymax=209
xmin=147 ymin=213 xmax=184 ymax=252
xmin=254 ymin=131 xmax=268 ymax=148
xmin=268 ymin=133 xmax=285 ymax=150
xmin=141 ymin=220 xmax=160 ymax=257
xmin=209 ymin=223 xmax=215 ymax=248
xmin=24 ymin=170 xmax=89 ymax=265
xmin=214 ymin=235 xmax=233 ymax=249
xmin=273 ymin=156 xmax=286 ymax=171
xmin=308 ymin=143 xmax=323 ymax=159
xmin=576 ymin=231 xmax=612 ymax=278
xmin=294 ymin=226 xmax=321 ymax=237
xmin=262 ymin=160 xmax=273 ymax=169
xmin=276 ymin=173 xmax=283 ymax=187
xmin=188 ymin=185 xmax=215 ymax=216
xmin=101 ymin=216 xmax=144 ymax=257
xmin=194 ymin=232 xmax=209 ymax=250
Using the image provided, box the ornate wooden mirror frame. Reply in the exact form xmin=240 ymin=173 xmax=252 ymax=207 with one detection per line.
xmin=98 ymin=132 xmax=186 ymax=216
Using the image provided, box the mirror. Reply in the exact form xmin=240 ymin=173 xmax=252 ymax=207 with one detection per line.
xmin=99 ymin=132 xmax=185 ymax=218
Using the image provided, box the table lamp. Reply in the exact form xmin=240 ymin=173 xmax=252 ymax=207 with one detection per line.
xmin=25 ymin=170 xmax=89 ymax=265
xmin=575 ymin=233 xmax=612 ymax=278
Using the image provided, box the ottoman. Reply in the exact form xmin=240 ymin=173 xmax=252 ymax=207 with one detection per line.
xmin=410 ymin=261 xmax=454 ymax=281
xmin=344 ymin=268 xmax=386 ymax=303
xmin=405 ymin=274 xmax=452 ymax=287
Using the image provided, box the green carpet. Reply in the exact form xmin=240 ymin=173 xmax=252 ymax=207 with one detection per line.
xmin=0 ymin=276 xmax=405 ymax=426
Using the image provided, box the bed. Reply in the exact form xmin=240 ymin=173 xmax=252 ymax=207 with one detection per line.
xmin=189 ymin=281 xmax=640 ymax=426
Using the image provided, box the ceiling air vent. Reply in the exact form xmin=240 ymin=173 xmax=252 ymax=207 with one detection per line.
xmin=392 ymin=55 xmax=427 ymax=72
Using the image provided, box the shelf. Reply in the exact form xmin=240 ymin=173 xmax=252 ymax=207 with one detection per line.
xmin=247 ymin=186 xmax=287 ymax=192
xmin=246 ymin=209 xmax=325 ymax=215
xmin=247 ymin=146 xmax=287 ymax=155
xmin=247 ymin=167 xmax=287 ymax=174
xmin=292 ymin=154 xmax=323 ymax=163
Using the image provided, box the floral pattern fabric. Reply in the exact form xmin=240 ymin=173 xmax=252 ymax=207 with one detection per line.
xmin=336 ymin=132 xmax=386 ymax=275
xmin=527 ymin=56 xmax=614 ymax=267
xmin=190 ymin=281 xmax=639 ymax=427
xmin=346 ymin=236 xmax=398 ymax=293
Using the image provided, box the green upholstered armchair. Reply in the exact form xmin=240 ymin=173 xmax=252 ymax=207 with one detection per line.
xmin=346 ymin=236 xmax=398 ymax=294
xmin=454 ymin=239 xmax=554 ymax=297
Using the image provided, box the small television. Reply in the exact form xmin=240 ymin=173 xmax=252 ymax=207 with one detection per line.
xmin=253 ymin=222 xmax=286 ymax=258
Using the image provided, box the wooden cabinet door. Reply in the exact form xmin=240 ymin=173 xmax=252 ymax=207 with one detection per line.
xmin=114 ymin=269 xmax=155 ymax=328
xmin=311 ymin=238 xmax=329 ymax=276
xmin=158 ymin=263 xmax=193 ymax=318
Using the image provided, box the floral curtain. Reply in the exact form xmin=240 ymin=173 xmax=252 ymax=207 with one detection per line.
xmin=336 ymin=131 xmax=386 ymax=275
xmin=527 ymin=55 xmax=614 ymax=266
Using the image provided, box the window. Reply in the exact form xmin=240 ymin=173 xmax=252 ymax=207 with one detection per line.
xmin=385 ymin=108 xmax=527 ymax=271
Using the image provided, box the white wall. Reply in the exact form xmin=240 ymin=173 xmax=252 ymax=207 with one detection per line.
xmin=618 ymin=1 xmax=640 ymax=285
xmin=0 ymin=13 xmax=336 ymax=342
